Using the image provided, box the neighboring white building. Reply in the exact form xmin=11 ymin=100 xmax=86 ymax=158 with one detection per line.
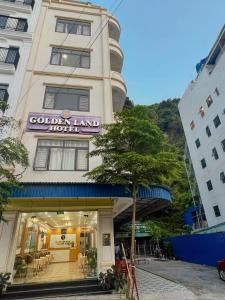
xmin=179 ymin=25 xmax=225 ymax=231
xmin=0 ymin=0 xmax=41 ymax=118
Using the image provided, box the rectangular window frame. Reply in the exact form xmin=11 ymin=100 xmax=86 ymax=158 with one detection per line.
xmin=213 ymin=115 xmax=221 ymax=128
xmin=50 ymin=47 xmax=90 ymax=69
xmin=195 ymin=138 xmax=201 ymax=149
xmin=43 ymin=86 xmax=90 ymax=112
xmin=206 ymin=126 xmax=211 ymax=137
xmin=55 ymin=18 xmax=91 ymax=36
xmin=213 ymin=205 xmax=221 ymax=217
xmin=222 ymin=139 xmax=225 ymax=152
xmin=206 ymin=180 xmax=213 ymax=191
xmin=200 ymin=158 xmax=206 ymax=169
xmin=212 ymin=147 xmax=219 ymax=160
xmin=33 ymin=139 xmax=89 ymax=171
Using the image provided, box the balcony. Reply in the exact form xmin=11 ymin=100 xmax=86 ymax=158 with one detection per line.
xmin=1 ymin=0 xmax=35 ymax=9
xmin=108 ymin=18 xmax=120 ymax=42
xmin=0 ymin=15 xmax=28 ymax=32
xmin=110 ymin=45 xmax=123 ymax=73
xmin=111 ymin=71 xmax=126 ymax=112
xmin=0 ymin=47 xmax=20 ymax=73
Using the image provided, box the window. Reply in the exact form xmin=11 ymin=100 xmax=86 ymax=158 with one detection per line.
xmin=213 ymin=115 xmax=221 ymax=128
xmin=34 ymin=139 xmax=89 ymax=171
xmin=220 ymin=172 xmax=225 ymax=183
xmin=50 ymin=48 xmax=90 ymax=69
xmin=0 ymin=84 xmax=9 ymax=102
xmin=195 ymin=138 xmax=200 ymax=148
xmin=214 ymin=88 xmax=220 ymax=96
xmin=206 ymin=180 xmax=213 ymax=191
xmin=190 ymin=120 xmax=195 ymax=130
xmin=200 ymin=158 xmax=206 ymax=169
xmin=213 ymin=205 xmax=221 ymax=217
xmin=56 ymin=19 xmax=91 ymax=36
xmin=0 ymin=15 xmax=28 ymax=32
xmin=212 ymin=147 xmax=219 ymax=160
xmin=43 ymin=87 xmax=89 ymax=111
xmin=206 ymin=95 xmax=213 ymax=107
xmin=199 ymin=106 xmax=205 ymax=117
xmin=221 ymin=139 xmax=225 ymax=152
xmin=206 ymin=126 xmax=211 ymax=137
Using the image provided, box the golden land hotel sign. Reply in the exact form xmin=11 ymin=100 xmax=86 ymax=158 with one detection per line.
xmin=26 ymin=112 xmax=101 ymax=135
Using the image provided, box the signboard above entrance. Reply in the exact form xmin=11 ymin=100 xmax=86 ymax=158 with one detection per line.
xmin=26 ymin=112 xmax=101 ymax=135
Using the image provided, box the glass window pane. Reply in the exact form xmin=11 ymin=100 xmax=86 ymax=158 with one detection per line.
xmin=64 ymin=140 xmax=88 ymax=148
xmin=34 ymin=148 xmax=48 ymax=170
xmin=55 ymin=93 xmax=78 ymax=110
xmin=62 ymin=148 xmax=75 ymax=170
xmin=44 ymin=93 xmax=55 ymax=109
xmin=79 ymin=96 xmax=89 ymax=111
xmin=49 ymin=148 xmax=63 ymax=170
xmin=66 ymin=23 xmax=76 ymax=34
xmin=76 ymin=24 xmax=82 ymax=35
xmin=81 ymin=55 xmax=90 ymax=68
xmin=82 ymin=25 xmax=90 ymax=36
xmin=56 ymin=22 xmax=65 ymax=33
xmin=0 ymin=16 xmax=7 ymax=28
xmin=76 ymin=149 xmax=88 ymax=170
xmin=16 ymin=19 xmax=26 ymax=31
xmin=51 ymin=52 xmax=60 ymax=65
xmin=38 ymin=140 xmax=63 ymax=147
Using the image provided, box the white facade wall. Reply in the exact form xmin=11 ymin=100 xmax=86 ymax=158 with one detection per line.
xmin=15 ymin=0 xmax=126 ymax=183
xmin=0 ymin=0 xmax=41 ymax=118
xmin=179 ymin=37 xmax=225 ymax=228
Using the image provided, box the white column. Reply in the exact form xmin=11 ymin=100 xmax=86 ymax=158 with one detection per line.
xmin=98 ymin=209 xmax=115 ymax=273
xmin=0 ymin=213 xmax=20 ymax=273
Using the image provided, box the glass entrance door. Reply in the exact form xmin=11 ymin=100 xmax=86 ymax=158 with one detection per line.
xmin=13 ymin=211 xmax=97 ymax=284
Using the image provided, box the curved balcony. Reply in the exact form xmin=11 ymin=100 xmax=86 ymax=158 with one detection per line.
xmin=108 ymin=17 xmax=120 ymax=42
xmin=110 ymin=42 xmax=123 ymax=73
xmin=111 ymin=71 xmax=127 ymax=112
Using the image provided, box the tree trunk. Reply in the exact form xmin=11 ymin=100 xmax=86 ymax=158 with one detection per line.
xmin=131 ymin=185 xmax=137 ymax=265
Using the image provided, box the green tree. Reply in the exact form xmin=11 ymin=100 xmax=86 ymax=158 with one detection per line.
xmin=0 ymin=101 xmax=29 ymax=221
xmin=85 ymin=105 xmax=180 ymax=264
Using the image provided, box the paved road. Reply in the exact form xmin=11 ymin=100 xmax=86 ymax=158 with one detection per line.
xmin=137 ymin=259 xmax=225 ymax=300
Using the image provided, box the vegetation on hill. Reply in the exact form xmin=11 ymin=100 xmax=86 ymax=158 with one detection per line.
xmin=121 ymin=98 xmax=193 ymax=237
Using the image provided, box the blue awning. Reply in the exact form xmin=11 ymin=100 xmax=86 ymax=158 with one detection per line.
xmin=11 ymin=183 xmax=171 ymax=201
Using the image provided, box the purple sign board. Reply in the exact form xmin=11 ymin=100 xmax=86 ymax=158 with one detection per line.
xmin=26 ymin=112 xmax=101 ymax=135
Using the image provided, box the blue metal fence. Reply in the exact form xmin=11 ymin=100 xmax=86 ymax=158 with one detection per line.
xmin=169 ymin=232 xmax=225 ymax=266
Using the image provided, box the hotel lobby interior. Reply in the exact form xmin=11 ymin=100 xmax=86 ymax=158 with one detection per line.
xmin=13 ymin=211 xmax=97 ymax=284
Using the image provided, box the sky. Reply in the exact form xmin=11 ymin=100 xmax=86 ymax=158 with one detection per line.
xmin=89 ymin=0 xmax=225 ymax=105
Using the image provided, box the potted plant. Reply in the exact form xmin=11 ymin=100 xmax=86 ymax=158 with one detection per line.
xmin=0 ymin=273 xmax=11 ymax=294
xmin=86 ymin=248 xmax=97 ymax=276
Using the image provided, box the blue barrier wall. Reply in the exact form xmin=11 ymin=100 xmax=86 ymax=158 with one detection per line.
xmin=169 ymin=232 xmax=225 ymax=266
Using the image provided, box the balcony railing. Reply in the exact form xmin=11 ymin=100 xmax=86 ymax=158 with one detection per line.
xmin=0 ymin=47 xmax=20 ymax=69
xmin=0 ymin=15 xmax=28 ymax=32
xmin=1 ymin=0 xmax=35 ymax=9
xmin=0 ymin=87 xmax=9 ymax=102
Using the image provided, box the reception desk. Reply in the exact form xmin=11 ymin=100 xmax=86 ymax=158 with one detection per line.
xmin=50 ymin=248 xmax=77 ymax=262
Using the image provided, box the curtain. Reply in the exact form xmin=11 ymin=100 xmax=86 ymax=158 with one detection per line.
xmin=49 ymin=148 xmax=63 ymax=170
xmin=77 ymin=149 xmax=88 ymax=170
xmin=62 ymin=149 xmax=75 ymax=170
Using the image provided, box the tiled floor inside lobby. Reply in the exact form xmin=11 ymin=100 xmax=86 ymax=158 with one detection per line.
xmin=14 ymin=262 xmax=86 ymax=284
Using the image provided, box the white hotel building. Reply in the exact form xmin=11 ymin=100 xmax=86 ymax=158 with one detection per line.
xmin=179 ymin=25 xmax=225 ymax=232
xmin=0 ymin=0 xmax=171 ymax=291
